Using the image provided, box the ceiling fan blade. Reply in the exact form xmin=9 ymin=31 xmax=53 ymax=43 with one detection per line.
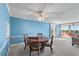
xmin=12 ymin=4 xmax=38 ymax=13
xmin=21 ymin=7 xmax=38 ymax=13
xmin=45 ymin=11 xmax=66 ymax=15
xmin=38 ymin=3 xmax=47 ymax=13
xmin=23 ymin=6 xmax=38 ymax=13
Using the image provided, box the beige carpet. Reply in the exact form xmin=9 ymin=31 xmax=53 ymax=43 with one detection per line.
xmin=8 ymin=38 xmax=79 ymax=56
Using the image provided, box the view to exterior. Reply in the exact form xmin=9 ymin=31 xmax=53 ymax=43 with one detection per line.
xmin=61 ymin=23 xmax=79 ymax=38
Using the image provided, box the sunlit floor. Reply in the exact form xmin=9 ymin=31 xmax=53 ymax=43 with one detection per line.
xmin=9 ymin=38 xmax=79 ymax=56
xmin=62 ymin=33 xmax=71 ymax=38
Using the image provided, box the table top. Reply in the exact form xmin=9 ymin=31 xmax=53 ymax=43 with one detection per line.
xmin=27 ymin=36 xmax=48 ymax=43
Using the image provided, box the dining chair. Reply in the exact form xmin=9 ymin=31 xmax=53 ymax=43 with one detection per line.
xmin=37 ymin=33 xmax=43 ymax=38
xmin=37 ymin=33 xmax=46 ymax=52
xmin=24 ymin=34 xmax=29 ymax=50
xmin=28 ymin=37 xmax=42 ymax=56
xmin=44 ymin=35 xmax=53 ymax=54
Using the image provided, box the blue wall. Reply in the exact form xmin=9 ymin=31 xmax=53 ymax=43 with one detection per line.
xmin=10 ymin=17 xmax=50 ymax=45
xmin=0 ymin=4 xmax=10 ymax=56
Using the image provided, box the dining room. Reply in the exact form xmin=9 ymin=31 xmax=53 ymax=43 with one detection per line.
xmin=9 ymin=16 xmax=52 ymax=56
xmin=1 ymin=3 xmax=79 ymax=56
xmin=8 ymin=3 xmax=58 ymax=56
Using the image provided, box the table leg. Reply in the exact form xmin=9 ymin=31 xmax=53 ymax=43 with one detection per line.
xmin=41 ymin=43 xmax=45 ymax=52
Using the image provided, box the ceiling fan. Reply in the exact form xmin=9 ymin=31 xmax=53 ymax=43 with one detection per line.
xmin=29 ymin=4 xmax=49 ymax=21
xmin=15 ymin=4 xmax=61 ymax=21
xmin=16 ymin=4 xmax=49 ymax=21
xmin=33 ymin=10 xmax=49 ymax=21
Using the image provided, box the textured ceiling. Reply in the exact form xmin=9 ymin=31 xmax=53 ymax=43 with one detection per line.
xmin=8 ymin=3 xmax=79 ymax=24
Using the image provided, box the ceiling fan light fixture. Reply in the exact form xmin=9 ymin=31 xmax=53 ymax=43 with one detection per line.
xmin=38 ymin=16 xmax=45 ymax=21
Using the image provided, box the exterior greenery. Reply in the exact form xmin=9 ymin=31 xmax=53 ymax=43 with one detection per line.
xmin=61 ymin=30 xmax=79 ymax=34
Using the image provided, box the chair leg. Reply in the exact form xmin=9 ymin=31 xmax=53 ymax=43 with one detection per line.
xmin=24 ymin=45 xmax=26 ymax=50
xmin=72 ymin=44 xmax=74 ymax=46
xmin=29 ymin=47 xmax=31 ymax=56
xmin=41 ymin=46 xmax=44 ymax=53
xmin=41 ymin=44 xmax=45 ymax=52
xmin=38 ymin=50 xmax=39 ymax=56
xmin=50 ymin=46 xmax=53 ymax=54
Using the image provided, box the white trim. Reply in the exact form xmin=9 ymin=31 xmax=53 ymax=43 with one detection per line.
xmin=10 ymin=42 xmax=24 ymax=47
xmin=6 ymin=4 xmax=11 ymax=16
xmin=7 ymin=48 xmax=10 ymax=56
xmin=0 ymin=40 xmax=9 ymax=56
xmin=10 ymin=35 xmax=23 ymax=38
xmin=6 ymin=22 xmax=10 ymax=40
xmin=10 ymin=16 xmax=50 ymax=24
xmin=6 ymin=42 xmax=9 ymax=56
xmin=11 ymin=15 xmax=40 ymax=21
xmin=0 ymin=41 xmax=8 ymax=52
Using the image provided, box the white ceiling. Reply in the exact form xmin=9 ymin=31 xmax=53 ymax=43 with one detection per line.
xmin=8 ymin=3 xmax=79 ymax=24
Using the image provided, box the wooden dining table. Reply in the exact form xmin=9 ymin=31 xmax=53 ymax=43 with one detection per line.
xmin=27 ymin=36 xmax=48 ymax=43
xmin=27 ymin=36 xmax=49 ymax=52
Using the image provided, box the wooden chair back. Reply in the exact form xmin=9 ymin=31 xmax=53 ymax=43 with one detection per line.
xmin=28 ymin=37 xmax=39 ymax=44
xmin=37 ymin=33 xmax=43 ymax=38
xmin=50 ymin=35 xmax=53 ymax=46
xmin=24 ymin=34 xmax=28 ymax=44
xmin=28 ymin=37 xmax=41 ymax=56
